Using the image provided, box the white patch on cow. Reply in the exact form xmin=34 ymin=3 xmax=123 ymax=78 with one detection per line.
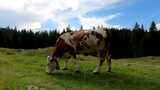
xmin=89 ymin=30 xmax=106 ymax=50
xmin=60 ymin=32 xmax=76 ymax=49
xmin=84 ymin=30 xmax=89 ymax=33
xmin=95 ymin=28 xmax=107 ymax=38
xmin=85 ymin=32 xmax=99 ymax=46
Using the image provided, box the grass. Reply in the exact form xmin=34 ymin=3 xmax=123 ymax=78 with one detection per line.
xmin=0 ymin=48 xmax=160 ymax=90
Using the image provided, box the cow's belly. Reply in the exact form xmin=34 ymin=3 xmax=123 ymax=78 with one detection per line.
xmin=77 ymin=46 xmax=99 ymax=56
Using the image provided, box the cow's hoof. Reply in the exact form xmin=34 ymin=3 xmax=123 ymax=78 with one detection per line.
xmin=107 ymin=70 xmax=112 ymax=73
xmin=93 ymin=72 xmax=100 ymax=75
xmin=75 ymin=70 xmax=80 ymax=73
xmin=63 ymin=68 xmax=68 ymax=70
xmin=46 ymin=72 xmax=52 ymax=75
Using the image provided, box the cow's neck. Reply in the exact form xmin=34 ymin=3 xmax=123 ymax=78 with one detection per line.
xmin=52 ymin=47 xmax=64 ymax=58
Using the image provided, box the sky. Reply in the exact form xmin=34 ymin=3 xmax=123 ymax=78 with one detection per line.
xmin=0 ymin=0 xmax=160 ymax=32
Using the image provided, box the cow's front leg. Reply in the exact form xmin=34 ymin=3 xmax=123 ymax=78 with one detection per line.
xmin=73 ymin=55 xmax=80 ymax=72
xmin=75 ymin=59 xmax=80 ymax=72
xmin=63 ymin=59 xmax=69 ymax=70
xmin=56 ymin=58 xmax=60 ymax=70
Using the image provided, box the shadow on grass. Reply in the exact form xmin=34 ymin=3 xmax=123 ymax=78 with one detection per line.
xmin=48 ymin=70 xmax=160 ymax=90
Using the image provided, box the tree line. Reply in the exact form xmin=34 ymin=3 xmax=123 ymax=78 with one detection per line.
xmin=0 ymin=27 xmax=60 ymax=49
xmin=0 ymin=21 xmax=160 ymax=58
xmin=110 ymin=21 xmax=160 ymax=58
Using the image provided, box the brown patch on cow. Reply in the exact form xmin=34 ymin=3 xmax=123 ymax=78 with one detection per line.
xmin=67 ymin=30 xmax=91 ymax=50
xmin=53 ymin=38 xmax=75 ymax=58
xmin=91 ymin=31 xmax=103 ymax=40
xmin=91 ymin=31 xmax=104 ymax=46
xmin=82 ymin=33 xmax=89 ymax=41
xmin=71 ymin=30 xmax=89 ymax=42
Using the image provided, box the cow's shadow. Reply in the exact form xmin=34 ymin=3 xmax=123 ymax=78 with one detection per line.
xmin=49 ymin=70 xmax=160 ymax=89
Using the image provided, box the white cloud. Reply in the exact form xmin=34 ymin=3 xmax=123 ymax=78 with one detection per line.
xmin=20 ymin=22 xmax=41 ymax=30
xmin=57 ymin=22 xmax=68 ymax=32
xmin=156 ymin=23 xmax=160 ymax=30
xmin=78 ymin=13 xmax=121 ymax=29
xmin=0 ymin=0 xmax=124 ymax=31
xmin=79 ymin=16 xmax=107 ymax=29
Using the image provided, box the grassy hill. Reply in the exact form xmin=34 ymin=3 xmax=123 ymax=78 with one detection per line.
xmin=0 ymin=48 xmax=160 ymax=90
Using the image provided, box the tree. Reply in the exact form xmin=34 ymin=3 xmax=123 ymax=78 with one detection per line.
xmin=148 ymin=21 xmax=159 ymax=55
xmin=141 ymin=24 xmax=145 ymax=31
xmin=66 ymin=25 xmax=72 ymax=32
xmin=131 ymin=23 xmax=144 ymax=57
xmin=133 ymin=22 xmax=140 ymax=31
xmin=93 ymin=26 xmax=96 ymax=30
xmin=149 ymin=21 xmax=157 ymax=32
xmin=80 ymin=25 xmax=83 ymax=30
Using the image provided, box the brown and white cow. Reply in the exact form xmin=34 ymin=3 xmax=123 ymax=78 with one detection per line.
xmin=46 ymin=27 xmax=111 ymax=74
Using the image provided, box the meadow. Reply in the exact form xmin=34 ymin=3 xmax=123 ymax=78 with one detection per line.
xmin=0 ymin=48 xmax=160 ymax=90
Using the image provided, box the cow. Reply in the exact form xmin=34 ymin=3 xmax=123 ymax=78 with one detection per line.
xmin=46 ymin=27 xmax=112 ymax=74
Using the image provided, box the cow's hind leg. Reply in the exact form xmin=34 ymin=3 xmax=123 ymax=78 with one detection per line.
xmin=93 ymin=50 xmax=107 ymax=74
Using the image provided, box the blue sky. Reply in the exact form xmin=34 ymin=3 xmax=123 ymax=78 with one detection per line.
xmin=108 ymin=0 xmax=160 ymax=29
xmin=0 ymin=0 xmax=159 ymax=32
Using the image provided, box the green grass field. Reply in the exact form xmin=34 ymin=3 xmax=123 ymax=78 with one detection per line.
xmin=0 ymin=48 xmax=160 ymax=90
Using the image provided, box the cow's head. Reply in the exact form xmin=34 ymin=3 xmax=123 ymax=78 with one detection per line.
xmin=46 ymin=56 xmax=60 ymax=74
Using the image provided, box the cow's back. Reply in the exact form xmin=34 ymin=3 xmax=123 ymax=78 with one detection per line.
xmin=58 ymin=29 xmax=108 ymax=55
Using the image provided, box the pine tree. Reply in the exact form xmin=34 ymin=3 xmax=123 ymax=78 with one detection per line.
xmin=141 ymin=24 xmax=145 ymax=31
xmin=133 ymin=22 xmax=140 ymax=31
xmin=131 ymin=22 xmax=144 ymax=57
xmin=80 ymin=25 xmax=83 ymax=30
xmin=149 ymin=21 xmax=157 ymax=32
xmin=66 ymin=25 xmax=72 ymax=32
xmin=149 ymin=21 xmax=159 ymax=55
